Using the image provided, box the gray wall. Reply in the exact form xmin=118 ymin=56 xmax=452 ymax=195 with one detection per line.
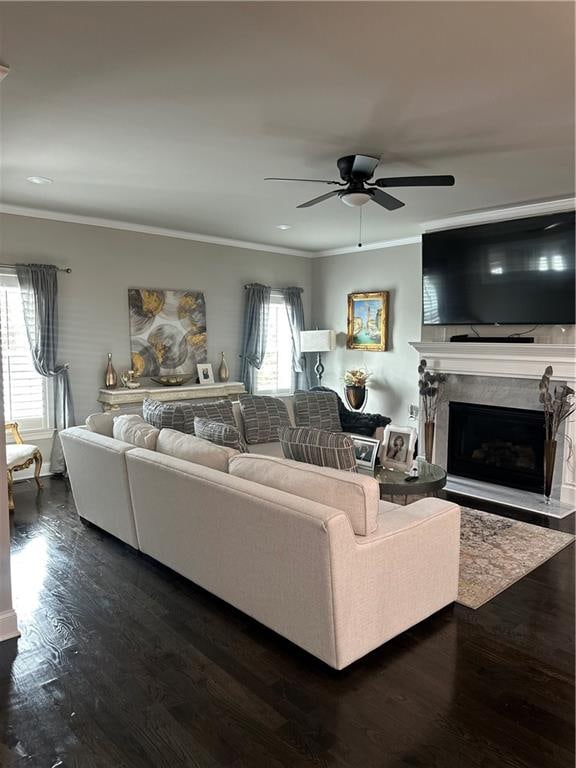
xmin=0 ymin=214 xmax=313 ymax=423
xmin=311 ymin=243 xmax=422 ymax=425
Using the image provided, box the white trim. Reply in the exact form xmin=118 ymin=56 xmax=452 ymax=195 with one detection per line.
xmin=0 ymin=609 xmax=19 ymax=642
xmin=316 ymin=236 xmax=421 ymax=257
xmin=0 ymin=204 xmax=311 ymax=258
xmin=410 ymin=342 xmax=576 ymax=380
xmin=422 ymin=197 xmax=575 ymax=233
xmin=1 ymin=198 xmax=573 ymax=258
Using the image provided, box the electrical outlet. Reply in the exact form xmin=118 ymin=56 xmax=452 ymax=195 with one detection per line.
xmin=408 ymin=404 xmax=419 ymax=420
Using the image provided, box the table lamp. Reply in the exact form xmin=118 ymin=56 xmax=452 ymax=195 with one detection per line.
xmin=300 ymin=330 xmax=336 ymax=385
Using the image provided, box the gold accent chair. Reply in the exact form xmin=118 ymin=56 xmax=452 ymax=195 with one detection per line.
xmin=5 ymin=422 xmax=43 ymax=510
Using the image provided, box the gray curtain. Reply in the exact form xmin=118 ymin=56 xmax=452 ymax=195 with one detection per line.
xmin=16 ymin=264 xmax=75 ymax=474
xmin=239 ymin=283 xmax=271 ymax=393
xmin=282 ymin=286 xmax=310 ymax=391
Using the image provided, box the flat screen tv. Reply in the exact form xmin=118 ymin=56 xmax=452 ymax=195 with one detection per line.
xmin=422 ymin=211 xmax=575 ymax=325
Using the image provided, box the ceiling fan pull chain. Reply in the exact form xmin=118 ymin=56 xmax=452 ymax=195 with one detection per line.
xmin=358 ymin=206 xmax=363 ymax=248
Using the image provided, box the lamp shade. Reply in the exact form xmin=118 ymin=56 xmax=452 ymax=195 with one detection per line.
xmin=300 ymin=330 xmax=336 ymax=353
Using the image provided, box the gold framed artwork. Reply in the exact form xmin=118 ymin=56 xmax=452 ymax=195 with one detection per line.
xmin=347 ymin=291 xmax=389 ymax=351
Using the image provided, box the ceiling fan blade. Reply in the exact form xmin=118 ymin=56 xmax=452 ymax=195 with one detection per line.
xmin=351 ymin=155 xmax=380 ymax=178
xmin=371 ymin=189 xmax=405 ymax=210
xmin=372 ymin=175 xmax=455 ymax=188
xmin=264 ymin=177 xmax=343 ymax=185
xmin=296 ymin=190 xmax=341 ymax=208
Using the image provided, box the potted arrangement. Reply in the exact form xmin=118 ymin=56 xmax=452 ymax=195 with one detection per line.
xmin=539 ymin=366 xmax=574 ymax=503
xmin=418 ymin=359 xmax=447 ymax=463
xmin=343 ymin=368 xmax=372 ymax=411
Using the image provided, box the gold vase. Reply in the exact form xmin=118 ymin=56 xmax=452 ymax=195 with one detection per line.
xmin=218 ymin=352 xmax=229 ymax=383
xmin=104 ymin=353 xmax=118 ymax=389
xmin=424 ymin=421 xmax=435 ymax=464
xmin=544 ymin=439 xmax=557 ymax=503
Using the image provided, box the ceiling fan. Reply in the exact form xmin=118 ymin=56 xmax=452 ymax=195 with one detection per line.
xmin=265 ymin=154 xmax=455 ymax=210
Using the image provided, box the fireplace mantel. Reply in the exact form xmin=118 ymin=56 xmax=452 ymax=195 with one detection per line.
xmin=410 ymin=342 xmax=576 ymax=381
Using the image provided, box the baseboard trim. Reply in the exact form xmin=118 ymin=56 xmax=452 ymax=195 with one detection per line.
xmin=0 ymin=609 xmax=19 ymax=642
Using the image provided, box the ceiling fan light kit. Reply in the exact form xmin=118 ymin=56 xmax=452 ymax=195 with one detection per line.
xmin=265 ymin=154 xmax=455 ymax=211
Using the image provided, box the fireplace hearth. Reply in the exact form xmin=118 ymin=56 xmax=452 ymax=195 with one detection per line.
xmin=448 ymin=402 xmax=545 ymax=494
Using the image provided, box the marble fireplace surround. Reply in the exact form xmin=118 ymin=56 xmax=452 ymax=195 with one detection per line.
xmin=410 ymin=342 xmax=576 ymax=506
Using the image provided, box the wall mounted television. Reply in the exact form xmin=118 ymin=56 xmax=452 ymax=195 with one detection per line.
xmin=422 ymin=211 xmax=575 ymax=325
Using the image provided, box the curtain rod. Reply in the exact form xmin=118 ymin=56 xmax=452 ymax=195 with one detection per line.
xmin=0 ymin=264 xmax=71 ymax=273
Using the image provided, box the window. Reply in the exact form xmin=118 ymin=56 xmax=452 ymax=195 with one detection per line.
xmin=254 ymin=292 xmax=294 ymax=396
xmin=0 ymin=272 xmax=49 ymax=433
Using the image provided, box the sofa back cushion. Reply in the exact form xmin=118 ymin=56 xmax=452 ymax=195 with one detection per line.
xmin=229 ymin=454 xmax=379 ymax=535
xmin=113 ymin=414 xmax=159 ymax=450
xmin=279 ymin=426 xmax=357 ymax=472
xmin=293 ymin=390 xmax=341 ymax=432
xmin=238 ymin=394 xmax=292 ymax=444
xmin=157 ymin=428 xmax=239 ymax=472
xmin=143 ymin=397 xmax=236 ymax=435
xmin=85 ymin=412 xmax=115 ymax=437
xmin=193 ymin=417 xmax=247 ymax=453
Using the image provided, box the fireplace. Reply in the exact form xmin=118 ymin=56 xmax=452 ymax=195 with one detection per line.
xmin=447 ymin=402 xmax=545 ymax=494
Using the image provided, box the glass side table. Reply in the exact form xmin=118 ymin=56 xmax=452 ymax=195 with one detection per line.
xmin=373 ymin=458 xmax=447 ymax=504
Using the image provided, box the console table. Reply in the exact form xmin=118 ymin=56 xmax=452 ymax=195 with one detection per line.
xmin=98 ymin=381 xmax=246 ymax=413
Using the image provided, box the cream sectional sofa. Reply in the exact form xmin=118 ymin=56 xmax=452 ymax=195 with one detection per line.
xmin=61 ymin=424 xmax=460 ymax=670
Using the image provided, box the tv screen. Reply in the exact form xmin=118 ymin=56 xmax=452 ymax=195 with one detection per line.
xmin=422 ymin=212 xmax=576 ymax=325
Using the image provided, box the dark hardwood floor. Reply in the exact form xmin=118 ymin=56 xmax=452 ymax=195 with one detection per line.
xmin=0 ymin=477 xmax=573 ymax=768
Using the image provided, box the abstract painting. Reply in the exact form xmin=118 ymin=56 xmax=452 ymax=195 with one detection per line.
xmin=346 ymin=291 xmax=389 ymax=351
xmin=128 ymin=288 xmax=207 ymax=377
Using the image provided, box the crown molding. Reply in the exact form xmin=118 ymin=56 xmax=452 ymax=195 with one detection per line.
xmin=422 ymin=197 xmax=575 ymax=233
xmin=315 ymin=236 xmax=421 ymax=257
xmin=0 ymin=204 xmax=312 ymax=258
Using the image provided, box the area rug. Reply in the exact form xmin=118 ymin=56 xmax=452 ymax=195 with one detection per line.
xmin=458 ymin=508 xmax=574 ymax=609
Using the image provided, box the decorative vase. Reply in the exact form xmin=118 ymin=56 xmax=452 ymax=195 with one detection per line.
xmin=424 ymin=421 xmax=435 ymax=464
xmin=345 ymin=385 xmax=366 ymax=411
xmin=218 ymin=352 xmax=229 ymax=383
xmin=544 ymin=439 xmax=557 ymax=504
xmin=104 ymin=353 xmax=118 ymax=389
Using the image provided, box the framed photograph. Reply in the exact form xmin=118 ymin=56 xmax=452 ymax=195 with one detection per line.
xmin=382 ymin=424 xmax=417 ymax=471
xmin=197 ymin=363 xmax=215 ymax=385
xmin=351 ymin=436 xmax=380 ymax=471
xmin=347 ymin=291 xmax=389 ymax=351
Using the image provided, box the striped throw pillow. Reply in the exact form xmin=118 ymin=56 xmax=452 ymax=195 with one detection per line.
xmin=279 ymin=426 xmax=357 ymax=472
xmin=143 ymin=398 xmax=236 ymax=435
xmin=194 ymin=417 xmax=248 ymax=453
xmin=293 ymin=391 xmax=342 ymax=433
xmin=238 ymin=394 xmax=291 ymax=444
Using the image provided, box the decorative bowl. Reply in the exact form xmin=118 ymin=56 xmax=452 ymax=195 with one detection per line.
xmin=124 ymin=381 xmax=142 ymax=390
xmin=150 ymin=375 xmax=193 ymax=387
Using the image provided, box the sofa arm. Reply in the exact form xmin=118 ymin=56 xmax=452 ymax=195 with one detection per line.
xmin=329 ymin=498 xmax=460 ymax=668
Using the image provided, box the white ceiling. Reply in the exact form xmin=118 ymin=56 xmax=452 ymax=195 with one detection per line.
xmin=1 ymin=1 xmax=574 ymax=253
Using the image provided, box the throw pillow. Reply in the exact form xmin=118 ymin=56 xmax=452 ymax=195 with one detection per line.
xmin=194 ymin=417 xmax=248 ymax=453
xmin=279 ymin=426 xmax=357 ymax=472
xmin=238 ymin=394 xmax=291 ymax=444
xmin=143 ymin=397 xmax=236 ymax=435
xmin=85 ymin=412 xmax=115 ymax=437
xmin=157 ymin=428 xmax=239 ymax=473
xmin=293 ymin=390 xmax=342 ymax=433
xmin=113 ymin=414 xmax=159 ymax=450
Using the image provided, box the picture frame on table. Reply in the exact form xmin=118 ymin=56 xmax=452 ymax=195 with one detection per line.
xmin=197 ymin=363 xmax=215 ymax=385
xmin=351 ymin=435 xmax=381 ymax=471
xmin=381 ymin=424 xmax=417 ymax=471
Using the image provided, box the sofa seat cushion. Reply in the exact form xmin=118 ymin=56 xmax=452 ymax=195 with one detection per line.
xmin=113 ymin=414 xmax=159 ymax=450
xmin=294 ymin=390 xmax=342 ymax=433
xmin=247 ymin=441 xmax=285 ymax=458
xmin=194 ymin=417 xmax=248 ymax=453
xmin=143 ymin=397 xmax=236 ymax=435
xmin=157 ymin=428 xmax=239 ymax=472
xmin=279 ymin=426 xmax=357 ymax=472
xmin=238 ymin=394 xmax=291 ymax=444
xmin=229 ymin=454 xmax=380 ymax=535
xmin=85 ymin=412 xmax=115 ymax=437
